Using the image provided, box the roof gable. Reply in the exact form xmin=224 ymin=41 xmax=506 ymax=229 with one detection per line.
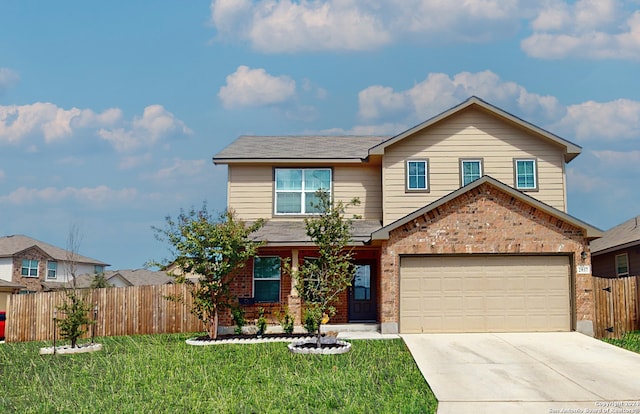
xmin=372 ymin=176 xmax=602 ymax=240
xmin=0 ymin=234 xmax=108 ymax=265
xmin=368 ymin=96 xmax=581 ymax=163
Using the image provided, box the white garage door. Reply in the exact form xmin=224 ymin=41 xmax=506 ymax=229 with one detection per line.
xmin=400 ymin=255 xmax=571 ymax=333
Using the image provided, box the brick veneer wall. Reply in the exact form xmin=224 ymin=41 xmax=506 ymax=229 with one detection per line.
xmin=12 ymin=247 xmax=52 ymax=292
xmin=379 ymin=182 xmax=594 ymax=334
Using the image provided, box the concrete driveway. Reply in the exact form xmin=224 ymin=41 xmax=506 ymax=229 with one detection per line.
xmin=402 ymin=332 xmax=640 ymax=414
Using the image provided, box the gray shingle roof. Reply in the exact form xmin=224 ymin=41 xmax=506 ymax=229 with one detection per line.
xmin=591 ymin=215 xmax=640 ymax=255
xmin=105 ymin=269 xmax=173 ymax=286
xmin=213 ymin=136 xmax=389 ymax=162
xmin=250 ymin=219 xmax=382 ymax=245
xmin=0 ymin=235 xmax=108 ymax=265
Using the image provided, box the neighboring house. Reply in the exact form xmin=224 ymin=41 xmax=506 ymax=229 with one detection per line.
xmin=0 ymin=235 xmax=109 ymax=293
xmin=591 ymin=215 xmax=640 ymax=279
xmin=101 ymin=269 xmax=174 ymax=287
xmin=44 ymin=269 xmax=174 ymax=289
xmin=212 ymin=96 xmax=602 ymax=335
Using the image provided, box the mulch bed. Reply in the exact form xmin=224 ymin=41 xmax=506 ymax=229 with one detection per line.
xmin=193 ymin=333 xmax=317 ymax=342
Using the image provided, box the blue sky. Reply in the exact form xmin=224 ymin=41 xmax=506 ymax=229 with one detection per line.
xmin=1 ymin=0 xmax=639 ymax=269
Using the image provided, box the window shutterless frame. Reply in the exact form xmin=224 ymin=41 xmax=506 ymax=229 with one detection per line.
xmin=405 ymin=159 xmax=429 ymax=192
xmin=273 ymin=168 xmax=332 ymax=215
xmin=253 ymin=256 xmax=281 ymax=303
xmin=460 ymin=158 xmax=483 ymax=187
xmin=47 ymin=261 xmax=57 ymax=280
xmin=514 ymin=158 xmax=538 ymax=191
xmin=615 ymin=253 xmax=629 ymax=277
xmin=21 ymin=259 xmax=39 ymax=277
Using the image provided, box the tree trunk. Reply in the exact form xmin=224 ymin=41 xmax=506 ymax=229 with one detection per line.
xmin=208 ymin=309 xmax=219 ymax=340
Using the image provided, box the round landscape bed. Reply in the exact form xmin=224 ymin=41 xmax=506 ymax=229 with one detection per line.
xmin=288 ymin=339 xmax=351 ymax=355
xmin=39 ymin=343 xmax=102 ymax=355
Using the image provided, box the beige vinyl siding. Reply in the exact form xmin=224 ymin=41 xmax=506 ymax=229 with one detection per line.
xmin=333 ymin=165 xmax=382 ymax=220
xmin=227 ymin=164 xmax=383 ymax=221
xmin=227 ymin=165 xmax=274 ymax=221
xmin=383 ymin=108 xmax=567 ymax=225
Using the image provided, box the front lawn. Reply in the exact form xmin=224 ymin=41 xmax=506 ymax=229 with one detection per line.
xmin=0 ymin=334 xmax=437 ymax=413
xmin=602 ymin=330 xmax=640 ymax=354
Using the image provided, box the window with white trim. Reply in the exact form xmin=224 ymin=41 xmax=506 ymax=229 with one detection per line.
xmin=274 ymin=168 xmax=331 ymax=215
xmin=21 ymin=259 xmax=39 ymax=278
xmin=515 ymin=159 xmax=537 ymax=190
xmin=253 ymin=256 xmax=281 ymax=302
xmin=461 ymin=159 xmax=482 ymax=186
xmin=615 ymin=253 xmax=629 ymax=277
xmin=95 ymin=265 xmax=105 ymax=274
xmin=406 ymin=160 xmax=428 ymax=191
xmin=47 ymin=261 xmax=57 ymax=280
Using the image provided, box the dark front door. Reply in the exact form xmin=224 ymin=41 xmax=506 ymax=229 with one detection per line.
xmin=348 ymin=262 xmax=376 ymax=322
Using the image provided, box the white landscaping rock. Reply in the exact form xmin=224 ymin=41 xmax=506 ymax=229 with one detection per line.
xmin=39 ymin=343 xmax=102 ymax=355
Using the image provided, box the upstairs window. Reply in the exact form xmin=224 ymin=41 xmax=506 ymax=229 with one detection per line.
xmin=47 ymin=261 xmax=57 ymax=279
xmin=461 ymin=159 xmax=483 ymax=186
xmin=406 ymin=160 xmax=429 ymax=191
xmin=515 ymin=159 xmax=538 ymax=190
xmin=616 ymin=253 xmax=629 ymax=277
xmin=21 ymin=259 xmax=39 ymax=278
xmin=253 ymin=256 xmax=281 ymax=303
xmin=275 ymin=168 xmax=331 ymax=215
xmin=95 ymin=265 xmax=105 ymax=274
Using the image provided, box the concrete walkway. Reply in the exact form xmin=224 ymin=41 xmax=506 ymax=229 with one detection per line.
xmin=402 ymin=332 xmax=640 ymax=414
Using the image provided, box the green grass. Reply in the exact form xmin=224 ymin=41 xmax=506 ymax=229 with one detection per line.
xmin=0 ymin=334 xmax=437 ymax=413
xmin=602 ymin=330 xmax=640 ymax=354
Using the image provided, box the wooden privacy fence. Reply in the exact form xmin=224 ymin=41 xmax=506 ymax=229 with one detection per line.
xmin=5 ymin=284 xmax=205 ymax=343
xmin=593 ymin=275 xmax=639 ymax=339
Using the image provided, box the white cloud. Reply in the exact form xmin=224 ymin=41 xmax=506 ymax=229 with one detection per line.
xmin=592 ymin=150 xmax=640 ymax=166
xmin=98 ymin=105 xmax=192 ymax=152
xmin=0 ymin=185 xmax=138 ymax=205
xmin=522 ymin=0 xmax=640 ymax=60
xmin=552 ymin=99 xmax=640 ymax=141
xmin=0 ymin=103 xmax=122 ymax=144
xmin=358 ymin=70 xmax=563 ymax=124
xmin=209 ymin=0 xmax=529 ymax=53
xmin=147 ymin=159 xmax=206 ymax=180
xmin=0 ymin=68 xmax=19 ymax=93
xmin=355 ymin=70 xmax=640 ymax=146
xmin=218 ymin=66 xmax=296 ymax=109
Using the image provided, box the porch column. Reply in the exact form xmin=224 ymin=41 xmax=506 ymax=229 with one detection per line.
xmin=288 ymin=249 xmax=302 ymax=324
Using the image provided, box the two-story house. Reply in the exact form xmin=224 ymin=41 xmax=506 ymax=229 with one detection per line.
xmin=0 ymin=234 xmax=109 ymax=293
xmin=213 ymin=97 xmax=602 ymax=335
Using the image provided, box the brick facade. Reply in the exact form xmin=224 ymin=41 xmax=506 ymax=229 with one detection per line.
xmin=379 ymin=182 xmax=594 ymax=334
xmin=12 ymin=247 xmax=53 ymax=292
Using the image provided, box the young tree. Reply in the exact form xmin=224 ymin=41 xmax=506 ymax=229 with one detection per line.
xmin=56 ymin=224 xmax=95 ymax=348
xmin=152 ymin=205 xmax=264 ymax=339
xmin=292 ymin=191 xmax=359 ymax=348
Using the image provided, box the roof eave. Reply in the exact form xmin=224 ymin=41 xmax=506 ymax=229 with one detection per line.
xmin=591 ymin=239 xmax=640 ymax=256
xmin=213 ymin=157 xmax=368 ymax=165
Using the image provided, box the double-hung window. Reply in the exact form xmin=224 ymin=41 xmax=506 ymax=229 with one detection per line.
xmin=47 ymin=261 xmax=57 ymax=279
xmin=615 ymin=254 xmax=629 ymax=277
xmin=515 ymin=159 xmax=538 ymax=190
xmin=254 ymin=256 xmax=281 ymax=302
xmin=406 ymin=160 xmax=429 ymax=191
xmin=460 ymin=159 xmax=483 ymax=186
xmin=275 ymin=168 xmax=331 ymax=215
xmin=21 ymin=259 xmax=39 ymax=277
